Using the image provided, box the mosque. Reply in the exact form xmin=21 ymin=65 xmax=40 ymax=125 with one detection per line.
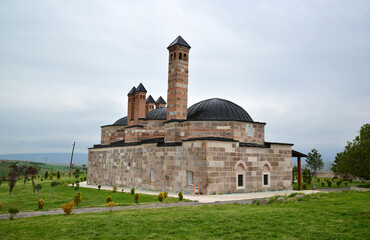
xmin=87 ymin=36 xmax=302 ymax=194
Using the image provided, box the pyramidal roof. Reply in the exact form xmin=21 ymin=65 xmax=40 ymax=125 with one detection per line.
xmin=146 ymin=95 xmax=155 ymax=103
xmin=167 ymin=35 xmax=191 ymax=49
xmin=127 ymin=86 xmax=136 ymax=95
xmin=156 ymin=96 xmax=166 ymax=104
xmin=136 ymin=83 xmax=147 ymax=93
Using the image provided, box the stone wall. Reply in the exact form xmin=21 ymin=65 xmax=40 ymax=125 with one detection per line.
xmin=181 ymin=121 xmax=265 ymax=144
xmin=101 ymin=126 xmax=125 ymax=145
xmin=88 ymin=140 xmax=292 ymax=194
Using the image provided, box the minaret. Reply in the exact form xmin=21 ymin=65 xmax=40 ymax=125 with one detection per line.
xmin=166 ymin=36 xmax=191 ymax=120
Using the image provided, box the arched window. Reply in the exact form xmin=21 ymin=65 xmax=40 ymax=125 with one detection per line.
xmin=247 ymin=125 xmax=253 ymax=137
xmin=170 ymin=54 xmax=173 ymax=60
xmin=179 ymin=52 xmax=182 ymax=60
xmin=184 ymin=54 xmax=187 ymax=60
xmin=235 ymin=163 xmax=246 ymax=189
xmin=174 ymin=52 xmax=176 ymax=59
xmin=262 ymin=164 xmax=270 ymax=187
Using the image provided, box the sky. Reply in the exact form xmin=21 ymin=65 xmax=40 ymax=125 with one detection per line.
xmin=0 ymin=0 xmax=369 ymax=166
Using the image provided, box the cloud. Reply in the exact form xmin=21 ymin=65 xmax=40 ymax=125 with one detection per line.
xmin=0 ymin=0 xmax=369 ymax=162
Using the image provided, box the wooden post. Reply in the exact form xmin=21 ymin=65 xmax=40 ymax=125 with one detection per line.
xmin=298 ymin=156 xmax=302 ymax=190
xmin=69 ymin=141 xmax=75 ymax=178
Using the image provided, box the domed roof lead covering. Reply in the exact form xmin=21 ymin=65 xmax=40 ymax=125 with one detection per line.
xmin=145 ymin=107 xmax=167 ymax=120
xmin=113 ymin=116 xmax=127 ymax=126
xmin=187 ymin=98 xmax=253 ymax=122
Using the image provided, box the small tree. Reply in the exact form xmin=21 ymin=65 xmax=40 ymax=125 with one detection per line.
xmin=8 ymin=164 xmax=20 ymax=193
xmin=34 ymin=184 xmax=42 ymax=202
xmin=38 ymin=198 xmax=45 ymax=209
xmin=44 ymin=171 xmax=48 ymax=179
xmin=332 ymin=123 xmax=370 ymax=180
xmin=178 ymin=192 xmax=183 ymax=201
xmin=158 ymin=192 xmax=164 ymax=202
xmin=56 ymin=171 xmax=61 ymax=179
xmin=134 ymin=193 xmax=140 ymax=203
xmin=302 ymin=168 xmax=312 ymax=185
xmin=305 ymin=149 xmax=324 ymax=178
xmin=51 ymin=181 xmax=58 ymax=199
xmin=74 ymin=192 xmax=82 ymax=207
xmin=61 ymin=202 xmax=74 ymax=215
xmin=8 ymin=208 xmax=19 ymax=220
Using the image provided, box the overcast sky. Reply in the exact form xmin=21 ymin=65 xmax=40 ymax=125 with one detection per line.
xmin=0 ymin=0 xmax=369 ymax=164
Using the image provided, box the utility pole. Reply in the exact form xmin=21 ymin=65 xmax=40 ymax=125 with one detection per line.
xmin=69 ymin=142 xmax=75 ymax=178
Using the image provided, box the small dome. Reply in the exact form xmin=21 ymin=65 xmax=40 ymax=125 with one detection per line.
xmin=113 ymin=116 xmax=127 ymax=126
xmin=145 ymin=108 xmax=167 ymax=120
xmin=187 ymin=98 xmax=253 ymax=122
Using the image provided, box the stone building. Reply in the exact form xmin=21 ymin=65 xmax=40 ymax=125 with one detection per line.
xmin=88 ymin=36 xmax=299 ymax=194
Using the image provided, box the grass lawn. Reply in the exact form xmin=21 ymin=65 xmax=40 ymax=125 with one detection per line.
xmin=0 ymin=191 xmax=369 ymax=239
xmin=0 ymin=174 xmax=178 ymax=214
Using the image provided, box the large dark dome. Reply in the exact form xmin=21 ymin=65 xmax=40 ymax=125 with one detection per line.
xmin=145 ymin=107 xmax=167 ymax=120
xmin=113 ymin=116 xmax=127 ymax=125
xmin=144 ymin=98 xmax=253 ymax=122
xmin=187 ymin=98 xmax=253 ymax=122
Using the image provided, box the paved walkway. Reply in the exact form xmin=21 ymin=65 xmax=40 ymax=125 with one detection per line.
xmin=79 ymin=182 xmax=318 ymax=203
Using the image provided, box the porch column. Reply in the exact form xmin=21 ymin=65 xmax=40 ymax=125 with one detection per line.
xmin=297 ymin=156 xmax=302 ymax=190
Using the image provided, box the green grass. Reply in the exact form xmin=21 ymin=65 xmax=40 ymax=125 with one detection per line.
xmin=0 ymin=174 xmax=178 ymax=213
xmin=0 ymin=191 xmax=369 ymax=239
xmin=0 ymin=160 xmax=70 ymax=176
xmin=293 ymin=177 xmax=369 ymax=190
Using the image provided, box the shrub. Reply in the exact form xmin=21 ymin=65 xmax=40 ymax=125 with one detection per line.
xmin=158 ymin=192 xmax=164 ymax=202
xmin=303 ymin=183 xmax=307 ymax=189
xmin=113 ymin=186 xmax=118 ymax=192
xmin=178 ymin=192 xmax=183 ymax=201
xmin=98 ymin=185 xmax=101 ymax=190
xmin=328 ymin=181 xmax=332 ymax=187
xmin=337 ymin=181 xmax=341 ymax=187
xmin=41 ymin=178 xmax=44 ymax=181
xmin=131 ymin=188 xmax=135 ymax=194
xmin=349 ymin=178 xmax=353 ymax=183
xmin=107 ymin=201 xmax=115 ymax=208
xmin=121 ymin=189 xmax=124 ymax=193
xmin=61 ymin=202 xmax=74 ymax=215
xmin=74 ymin=192 xmax=82 ymax=207
xmin=317 ymin=178 xmax=320 ymax=183
xmin=57 ymin=171 xmax=61 ymax=179
xmin=75 ymin=174 xmax=79 ymax=179
xmin=321 ymin=182 xmax=325 ymax=187
xmin=38 ymin=198 xmax=45 ymax=209
xmin=49 ymin=174 xmax=53 ymax=180
xmin=134 ymin=193 xmax=140 ymax=203
xmin=0 ymin=202 xmax=2 ymax=209
xmin=80 ymin=178 xmax=83 ymax=182
xmin=302 ymin=168 xmax=312 ymax=185
xmin=84 ymin=177 xmax=87 ymax=181
xmin=345 ymin=182 xmax=348 ymax=186
xmin=333 ymin=176 xmax=338 ymax=180
xmin=8 ymin=208 xmax=19 ymax=220
xmin=72 ymin=183 xmax=74 ymax=186
xmin=106 ymin=195 xmax=113 ymax=203
xmin=164 ymin=191 xmax=168 ymax=199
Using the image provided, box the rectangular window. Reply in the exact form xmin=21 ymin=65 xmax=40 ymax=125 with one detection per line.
xmin=150 ymin=169 xmax=155 ymax=182
xmin=187 ymin=171 xmax=193 ymax=185
xmin=263 ymin=174 xmax=269 ymax=186
xmin=238 ymin=174 xmax=244 ymax=187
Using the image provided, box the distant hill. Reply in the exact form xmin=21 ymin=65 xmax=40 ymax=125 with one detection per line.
xmin=0 ymin=153 xmax=88 ymax=166
xmin=0 ymin=159 xmax=71 ymax=176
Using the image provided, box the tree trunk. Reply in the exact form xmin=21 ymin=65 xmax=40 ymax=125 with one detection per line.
xmin=37 ymin=190 xmax=40 ymax=202
xmin=32 ymin=176 xmax=35 ymax=193
xmin=53 ymin=188 xmax=55 ymax=199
